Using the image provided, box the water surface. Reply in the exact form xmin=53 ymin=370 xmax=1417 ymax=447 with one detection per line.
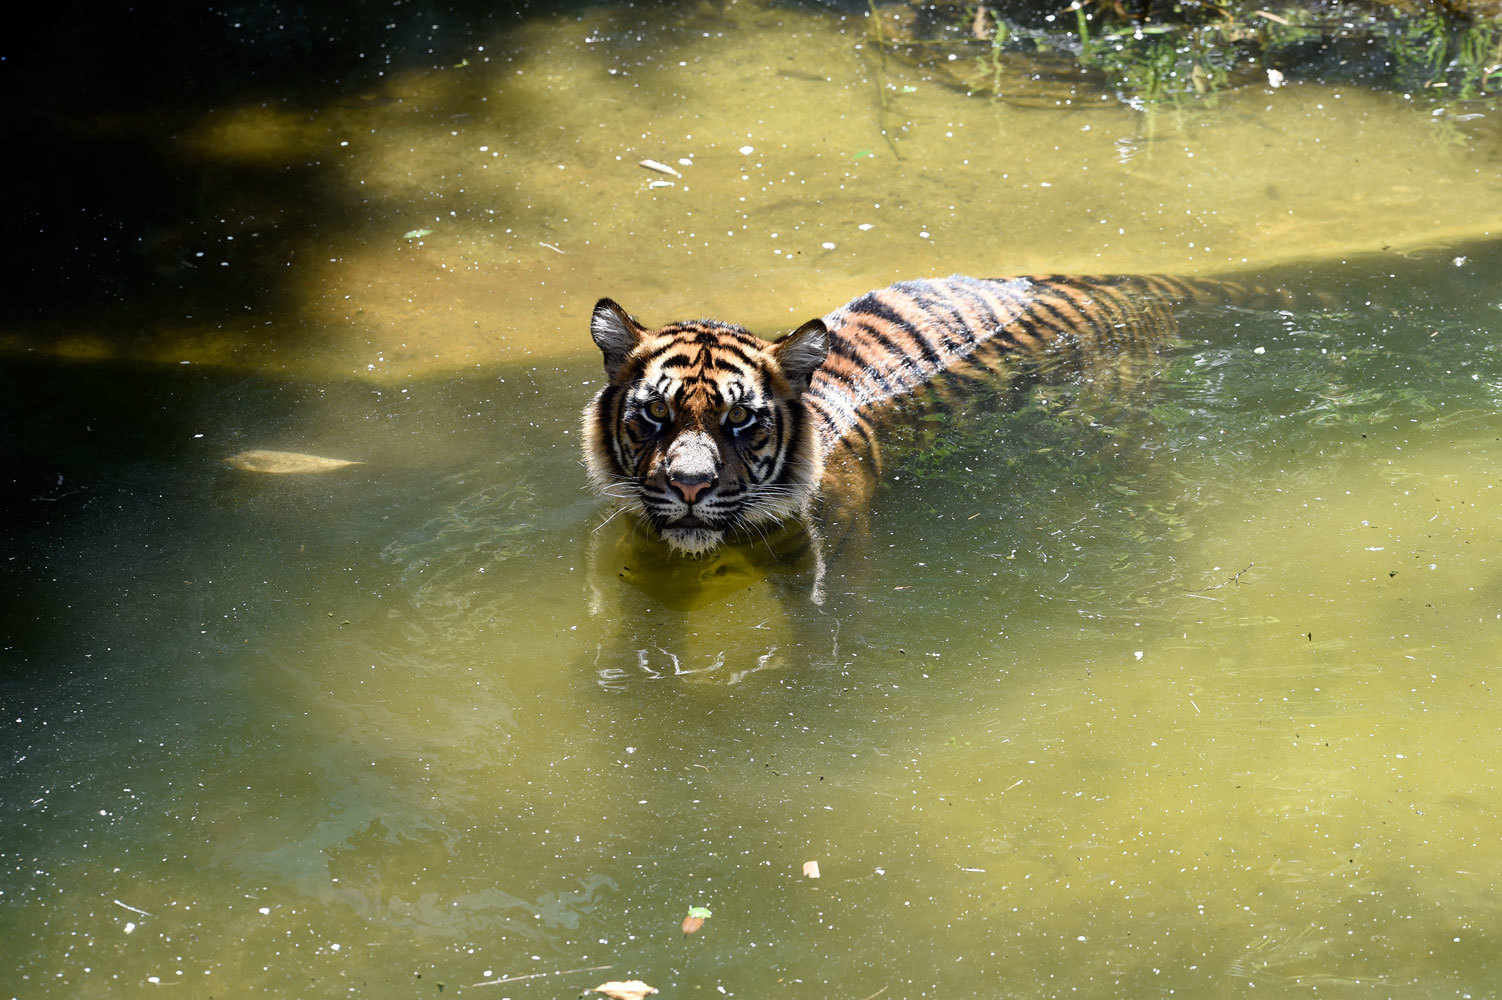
xmin=3 ymin=2 xmax=1501 ymax=998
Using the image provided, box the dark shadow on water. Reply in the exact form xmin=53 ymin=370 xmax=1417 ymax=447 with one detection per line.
xmin=1 ymin=0 xmax=683 ymax=335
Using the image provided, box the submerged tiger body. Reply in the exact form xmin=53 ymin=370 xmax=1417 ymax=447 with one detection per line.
xmin=582 ymin=272 xmax=1287 ymax=557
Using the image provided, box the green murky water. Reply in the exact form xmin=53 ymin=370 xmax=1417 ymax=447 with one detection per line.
xmin=4 ymin=2 xmax=1502 ymax=998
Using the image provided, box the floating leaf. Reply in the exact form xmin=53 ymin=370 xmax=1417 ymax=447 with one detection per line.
xmin=224 ymin=449 xmax=364 ymax=474
xmin=403 ymin=228 xmax=434 ymax=239
xmin=585 ymin=981 xmax=658 ymax=1000
xmin=638 ymin=159 xmax=681 ymax=178
xmin=802 ymin=860 xmax=821 ymax=879
xmin=682 ymin=904 xmax=712 ymax=934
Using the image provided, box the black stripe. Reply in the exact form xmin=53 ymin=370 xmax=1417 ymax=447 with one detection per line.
xmin=906 ymin=283 xmax=977 ymax=356
xmin=846 ymin=295 xmax=946 ymax=370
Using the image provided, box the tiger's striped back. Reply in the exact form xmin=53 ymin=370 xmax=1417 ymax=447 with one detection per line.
xmin=806 ymin=273 xmax=1287 ymax=462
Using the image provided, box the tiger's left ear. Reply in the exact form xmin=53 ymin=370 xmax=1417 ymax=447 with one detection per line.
xmin=772 ymin=319 xmax=830 ymax=388
xmin=591 ymin=298 xmax=647 ymax=380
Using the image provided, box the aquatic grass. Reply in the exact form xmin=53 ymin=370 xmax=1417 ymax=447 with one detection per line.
xmin=864 ymin=0 xmax=1502 ymax=106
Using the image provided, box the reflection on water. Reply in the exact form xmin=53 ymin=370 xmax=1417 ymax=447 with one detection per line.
xmin=4 ymin=1 xmax=1502 ymax=998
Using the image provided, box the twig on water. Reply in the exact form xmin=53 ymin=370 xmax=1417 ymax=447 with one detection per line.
xmin=1191 ymin=563 xmax=1254 ymax=593
xmin=470 ymin=964 xmax=613 ymax=988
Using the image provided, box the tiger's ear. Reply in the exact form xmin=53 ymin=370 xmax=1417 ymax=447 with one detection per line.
xmin=591 ymin=298 xmax=647 ymax=380
xmin=772 ymin=319 xmax=830 ymax=388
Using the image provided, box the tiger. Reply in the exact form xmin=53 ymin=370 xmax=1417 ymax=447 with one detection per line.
xmin=581 ymin=272 xmax=1290 ymax=561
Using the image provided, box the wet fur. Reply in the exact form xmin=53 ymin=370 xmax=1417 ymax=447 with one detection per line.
xmin=582 ymin=273 xmax=1290 ymax=556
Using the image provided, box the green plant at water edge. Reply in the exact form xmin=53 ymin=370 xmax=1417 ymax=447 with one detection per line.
xmin=890 ymin=0 xmax=1502 ymax=105
xmin=1391 ymin=12 xmax=1502 ymax=97
xmin=973 ymin=11 xmax=1012 ymax=92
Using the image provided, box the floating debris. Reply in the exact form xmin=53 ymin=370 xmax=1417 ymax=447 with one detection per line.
xmin=802 ymin=860 xmax=821 ymax=879
xmin=402 ymin=228 xmax=434 ymax=239
xmin=224 ymin=450 xmax=365 ymax=474
xmin=972 ymin=4 xmax=994 ymax=39
xmin=681 ymin=905 xmax=712 ymax=934
xmin=470 ymin=965 xmax=613 ymax=989
xmin=586 ymin=982 xmax=658 ymax=1000
xmin=638 ymin=159 xmax=681 ymax=178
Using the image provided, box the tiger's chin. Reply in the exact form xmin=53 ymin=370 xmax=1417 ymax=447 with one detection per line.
xmin=659 ymin=524 xmax=727 ymax=556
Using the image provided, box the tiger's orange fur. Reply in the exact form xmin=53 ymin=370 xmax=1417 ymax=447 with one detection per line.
xmin=583 ymin=273 xmax=1287 ymax=556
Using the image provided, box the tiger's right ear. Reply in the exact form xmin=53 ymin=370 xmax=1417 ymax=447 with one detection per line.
xmin=772 ymin=318 xmax=830 ymax=388
xmin=591 ymin=298 xmax=647 ymax=380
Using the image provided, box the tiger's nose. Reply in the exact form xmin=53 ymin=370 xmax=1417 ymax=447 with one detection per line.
xmin=670 ymin=475 xmax=715 ymax=504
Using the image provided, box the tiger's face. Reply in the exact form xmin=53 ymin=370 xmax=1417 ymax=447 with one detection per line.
xmin=582 ymin=298 xmax=830 ymax=556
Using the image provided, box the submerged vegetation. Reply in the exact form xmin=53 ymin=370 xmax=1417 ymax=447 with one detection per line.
xmin=864 ymin=0 xmax=1502 ymax=104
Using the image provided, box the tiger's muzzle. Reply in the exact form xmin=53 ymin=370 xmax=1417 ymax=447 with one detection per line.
xmin=664 ymin=430 xmax=721 ymax=505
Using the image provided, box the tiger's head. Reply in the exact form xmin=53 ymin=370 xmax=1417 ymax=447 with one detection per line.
xmin=582 ymin=298 xmax=830 ymax=556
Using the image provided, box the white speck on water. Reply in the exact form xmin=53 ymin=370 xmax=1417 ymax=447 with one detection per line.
xmin=124 ymin=922 xmax=136 ymax=934
xmin=821 ymin=242 xmax=836 ymax=250
xmin=1134 ymin=651 xmax=1144 ymax=660
xmin=1253 ymin=346 xmax=1267 ymax=354
xmin=739 ymin=144 xmax=755 ymax=154
xmin=258 ymin=907 xmax=270 ymax=915
xmin=858 ymin=223 xmax=874 ymax=231
xmin=330 ymin=943 xmax=341 ymax=952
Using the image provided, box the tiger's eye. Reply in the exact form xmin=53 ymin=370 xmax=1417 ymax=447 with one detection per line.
xmin=647 ymin=399 xmax=670 ymax=420
xmin=726 ymin=405 xmax=751 ymax=426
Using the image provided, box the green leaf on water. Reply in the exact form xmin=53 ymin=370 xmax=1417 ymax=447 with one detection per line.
xmin=403 ymin=228 xmax=434 ymax=239
xmin=681 ymin=904 xmax=712 ymax=934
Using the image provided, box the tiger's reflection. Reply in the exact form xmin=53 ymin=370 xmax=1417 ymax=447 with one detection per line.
xmin=581 ymin=512 xmax=833 ymax=690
